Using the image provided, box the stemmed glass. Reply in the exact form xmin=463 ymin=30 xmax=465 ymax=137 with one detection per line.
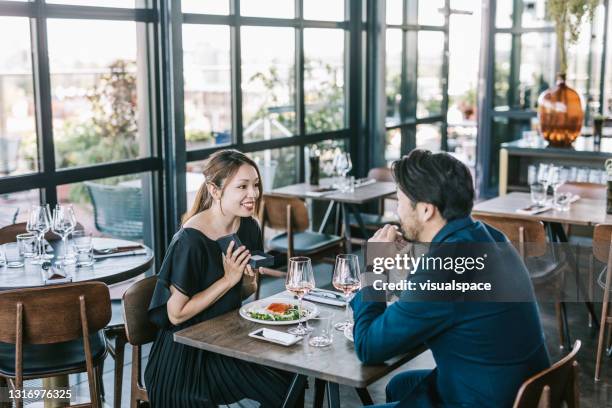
xmin=332 ymin=254 xmax=361 ymax=331
xmin=26 ymin=205 xmax=52 ymax=265
xmin=285 ymin=257 xmax=316 ymax=336
xmin=333 ymin=152 xmax=353 ymax=191
xmin=52 ymin=205 xmax=77 ymax=265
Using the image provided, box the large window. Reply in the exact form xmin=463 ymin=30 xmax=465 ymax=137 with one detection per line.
xmin=181 ymin=0 xmax=354 ymax=214
xmin=0 ymin=1 xmax=161 ymax=254
xmin=478 ymin=0 xmax=607 ymax=196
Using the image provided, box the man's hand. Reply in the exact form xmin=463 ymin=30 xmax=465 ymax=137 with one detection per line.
xmin=369 ymin=224 xmax=402 ymax=243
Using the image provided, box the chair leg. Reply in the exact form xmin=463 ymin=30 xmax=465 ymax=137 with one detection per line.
xmin=589 ymin=255 xmax=594 ymax=328
xmin=595 ymin=302 xmax=609 ymax=381
xmin=114 ymin=334 xmax=127 ymax=408
xmin=313 ymin=378 xmax=325 ymax=408
xmin=93 ymin=364 xmax=104 ymax=408
xmin=555 ymin=302 xmax=566 ymax=350
xmin=98 ymin=357 xmax=106 ymax=401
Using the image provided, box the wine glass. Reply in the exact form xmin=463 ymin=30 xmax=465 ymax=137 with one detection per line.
xmin=285 ymin=257 xmax=316 ymax=336
xmin=332 ymin=254 xmax=361 ymax=331
xmin=52 ymin=205 xmax=77 ymax=265
xmin=26 ymin=205 xmax=52 ymax=265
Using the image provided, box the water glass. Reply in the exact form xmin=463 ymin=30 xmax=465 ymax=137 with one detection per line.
xmin=553 ymin=190 xmax=572 ymax=212
xmin=4 ymin=243 xmax=24 ymax=268
xmin=530 ymin=182 xmax=547 ymax=206
xmin=308 ymin=310 xmax=334 ymax=347
xmin=16 ymin=233 xmax=37 ymax=258
xmin=72 ymin=231 xmax=94 ymax=267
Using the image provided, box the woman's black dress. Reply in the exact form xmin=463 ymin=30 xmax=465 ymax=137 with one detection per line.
xmin=144 ymin=216 xmax=291 ymax=408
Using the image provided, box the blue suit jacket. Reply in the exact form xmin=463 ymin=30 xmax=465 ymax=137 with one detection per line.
xmin=351 ymin=216 xmax=550 ymax=407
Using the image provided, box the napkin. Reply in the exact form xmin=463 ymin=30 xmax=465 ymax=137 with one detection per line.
xmin=261 ymin=329 xmax=300 ymax=344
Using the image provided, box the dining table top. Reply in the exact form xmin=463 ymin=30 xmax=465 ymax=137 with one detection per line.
xmin=173 ymin=291 xmax=424 ymax=389
xmin=0 ymin=237 xmax=154 ymax=290
xmin=472 ymin=192 xmax=611 ymax=226
xmin=270 ymin=179 xmax=397 ymax=205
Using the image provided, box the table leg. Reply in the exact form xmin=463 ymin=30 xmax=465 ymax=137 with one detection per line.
xmin=325 ymin=382 xmax=340 ymax=408
xmin=319 ymin=201 xmax=337 ymax=234
xmin=281 ymin=374 xmax=307 ymax=408
xmin=342 ymin=204 xmax=352 ymax=253
xmin=314 ymin=378 xmax=325 ymax=408
xmin=43 ymin=375 xmax=69 ymax=408
xmin=355 ymin=387 xmax=373 ymax=405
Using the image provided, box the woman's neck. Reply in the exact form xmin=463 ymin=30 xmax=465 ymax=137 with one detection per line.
xmin=189 ymin=205 xmax=240 ymax=238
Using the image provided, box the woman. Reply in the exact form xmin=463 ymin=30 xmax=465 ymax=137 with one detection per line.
xmin=145 ymin=149 xmax=291 ymax=407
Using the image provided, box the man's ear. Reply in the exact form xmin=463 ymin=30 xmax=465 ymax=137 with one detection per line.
xmin=418 ymin=202 xmax=436 ymax=223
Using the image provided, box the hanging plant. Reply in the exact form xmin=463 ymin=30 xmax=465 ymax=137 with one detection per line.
xmin=547 ymin=0 xmax=599 ymax=74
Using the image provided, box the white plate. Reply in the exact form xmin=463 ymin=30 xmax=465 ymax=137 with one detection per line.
xmin=344 ymin=325 xmax=354 ymax=342
xmin=239 ymin=297 xmax=319 ymax=325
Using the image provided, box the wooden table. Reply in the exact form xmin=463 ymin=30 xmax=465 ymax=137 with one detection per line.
xmin=473 ymin=192 xmax=604 ymax=348
xmin=174 ymin=292 xmax=424 ymax=407
xmin=0 ymin=237 xmax=154 ymax=290
xmin=0 ymin=237 xmax=153 ymax=407
xmin=270 ymin=179 xmax=397 ymax=252
xmin=472 ymin=192 xmax=611 ymax=226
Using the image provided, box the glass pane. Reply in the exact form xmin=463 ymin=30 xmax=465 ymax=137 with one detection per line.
xmin=304 ymin=29 xmax=345 ymax=134
xmin=521 ymin=0 xmax=551 ymax=28
xmin=240 ymin=0 xmax=294 ymax=18
xmin=418 ymin=0 xmax=445 ymax=26
xmin=58 ymin=172 xmax=153 ymax=243
xmin=47 ymin=0 xmax=145 ymax=7
xmin=605 ymin=2 xmax=612 ymax=115
xmin=416 ymin=123 xmax=442 ymax=151
xmin=183 ymin=25 xmax=232 ymax=150
xmin=241 ymin=27 xmax=295 ymax=143
xmin=48 ymin=19 xmax=150 ymax=169
xmin=385 ymin=128 xmax=401 ymax=164
xmin=0 ymin=17 xmax=37 ymax=177
xmin=0 ymin=189 xmax=40 ymax=225
xmin=386 ymin=29 xmax=403 ymax=125
xmin=519 ymin=32 xmax=555 ymax=110
xmin=304 ymin=0 xmax=344 ymax=21
xmin=567 ymin=19 xmax=594 ymax=101
xmin=494 ymin=33 xmax=511 ymax=107
xmin=247 ymin=146 xmax=298 ymax=191
xmin=182 ymin=0 xmax=229 ymax=14
xmin=386 ymin=0 xmax=403 ymax=25
xmin=417 ymin=31 xmax=444 ymax=118
xmin=495 ymin=0 xmax=513 ymax=28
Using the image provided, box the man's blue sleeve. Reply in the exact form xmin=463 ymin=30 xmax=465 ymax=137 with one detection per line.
xmin=350 ymin=286 xmax=454 ymax=364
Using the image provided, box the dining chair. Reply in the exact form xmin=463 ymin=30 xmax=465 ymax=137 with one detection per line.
xmin=260 ymin=194 xmax=344 ymax=262
xmin=472 ymin=214 xmax=566 ymax=348
xmin=122 ymin=275 xmax=157 ymax=408
xmin=0 ymin=222 xmax=84 ymax=245
xmin=348 ymin=166 xmax=399 ymax=233
xmin=0 ymin=206 xmax=18 ymax=229
xmin=557 ymin=182 xmax=606 ymax=246
xmin=593 ymin=224 xmax=612 ymax=381
xmin=0 ymin=282 xmax=110 ymax=408
xmin=512 ymin=340 xmax=581 ymax=408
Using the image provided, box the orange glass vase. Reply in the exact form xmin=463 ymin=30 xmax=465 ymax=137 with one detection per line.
xmin=537 ymin=74 xmax=584 ymax=147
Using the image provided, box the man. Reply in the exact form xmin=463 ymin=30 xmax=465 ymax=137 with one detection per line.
xmin=351 ymin=150 xmax=550 ymax=408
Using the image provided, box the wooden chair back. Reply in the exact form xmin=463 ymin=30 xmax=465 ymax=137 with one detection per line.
xmin=592 ymin=224 xmax=612 ymax=264
xmin=122 ymin=276 xmax=156 ymax=408
xmin=0 ymin=282 xmax=110 ymax=408
xmin=261 ymin=195 xmax=309 ymax=232
xmin=0 ymin=282 xmax=111 ymax=345
xmin=512 ymin=340 xmax=581 ymax=408
xmin=0 ymin=222 xmax=84 ymax=245
xmin=122 ymin=276 xmax=157 ymax=347
xmin=473 ymin=215 xmax=547 ymax=258
xmin=558 ymin=182 xmax=606 ymax=200
xmin=367 ymin=167 xmax=393 ymax=182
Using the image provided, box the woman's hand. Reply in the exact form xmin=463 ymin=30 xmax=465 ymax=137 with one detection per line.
xmin=222 ymin=240 xmax=250 ymax=287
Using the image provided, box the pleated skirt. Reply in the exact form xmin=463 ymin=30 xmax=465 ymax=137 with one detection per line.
xmin=144 ymin=329 xmax=292 ymax=408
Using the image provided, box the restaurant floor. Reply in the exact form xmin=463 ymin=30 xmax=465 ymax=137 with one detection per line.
xmin=26 ymin=263 xmax=612 ymax=407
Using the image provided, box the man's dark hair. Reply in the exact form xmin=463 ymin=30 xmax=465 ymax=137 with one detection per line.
xmin=391 ymin=149 xmax=474 ymax=221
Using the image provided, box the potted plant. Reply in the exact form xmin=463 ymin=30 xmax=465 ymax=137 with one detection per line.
xmin=538 ymin=0 xmax=599 ymax=147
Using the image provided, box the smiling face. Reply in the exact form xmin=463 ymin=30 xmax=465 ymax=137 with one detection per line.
xmin=217 ymin=164 xmax=261 ymax=217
